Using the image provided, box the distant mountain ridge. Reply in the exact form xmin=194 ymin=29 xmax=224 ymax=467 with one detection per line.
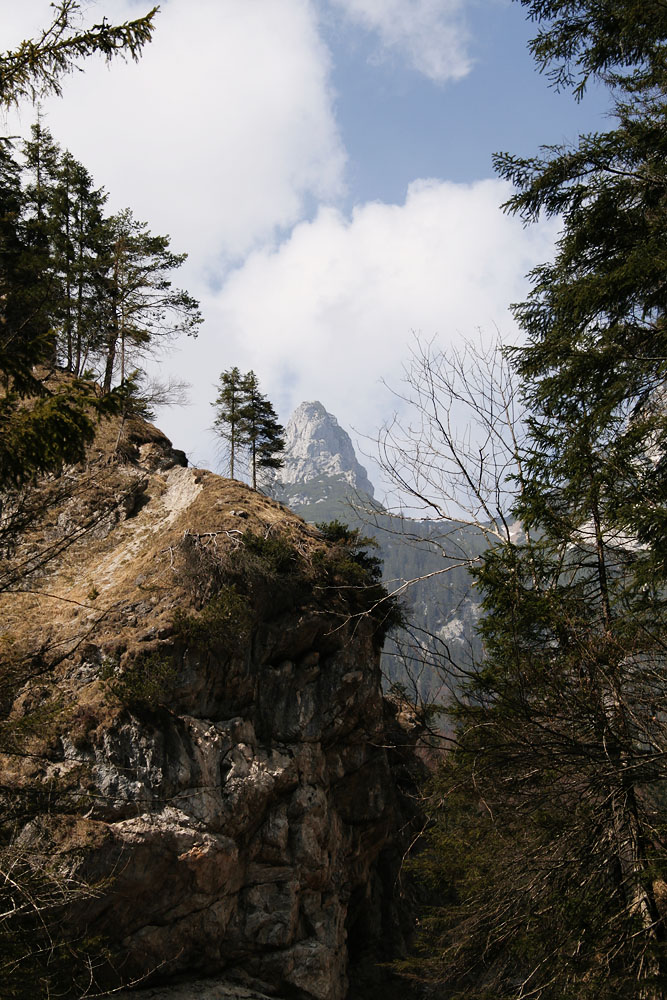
xmin=279 ymin=401 xmax=484 ymax=702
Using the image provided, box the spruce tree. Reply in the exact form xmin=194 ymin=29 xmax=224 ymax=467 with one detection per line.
xmin=20 ymin=122 xmax=61 ymax=364
xmin=494 ymin=0 xmax=667 ymax=580
xmin=0 ymin=4 xmax=158 ymax=489
xmin=401 ymin=2 xmax=667 ymax=997
xmin=0 ymin=140 xmax=40 ymax=391
xmin=239 ymin=371 xmax=285 ymax=490
xmin=48 ymin=148 xmax=108 ymax=375
xmin=0 ymin=1 xmax=158 ymax=111
xmin=212 ymin=366 xmax=246 ymax=479
xmin=52 ymin=149 xmax=76 ymax=369
xmin=212 ymin=370 xmax=285 ymax=489
xmin=0 ymin=137 xmax=104 ymax=487
xmin=68 ymin=158 xmax=108 ymax=376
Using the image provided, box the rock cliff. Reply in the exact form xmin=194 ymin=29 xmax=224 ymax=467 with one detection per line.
xmin=0 ymin=411 xmax=420 ymax=1000
xmin=277 ymin=402 xmax=375 ymax=519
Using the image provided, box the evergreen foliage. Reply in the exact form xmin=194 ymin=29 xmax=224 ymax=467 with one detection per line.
xmin=99 ymin=208 xmax=202 ymax=393
xmin=0 ymin=126 xmax=200 ymax=487
xmin=241 ymin=371 xmax=286 ymax=489
xmin=516 ymin=0 xmax=667 ymax=95
xmin=212 ymin=366 xmax=246 ymax=480
xmin=212 ymin=369 xmax=285 ymax=488
xmin=0 ymin=0 xmax=157 ymax=110
xmin=315 ymin=520 xmax=406 ymax=641
xmin=402 ymin=2 xmax=667 ymax=997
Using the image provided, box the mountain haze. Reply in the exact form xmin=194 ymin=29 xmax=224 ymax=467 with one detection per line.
xmin=279 ymin=402 xmax=484 ymax=702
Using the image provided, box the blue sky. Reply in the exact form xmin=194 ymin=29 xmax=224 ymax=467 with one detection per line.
xmin=5 ymin=0 xmax=611 ymax=483
xmin=327 ymin=0 xmax=609 ymax=205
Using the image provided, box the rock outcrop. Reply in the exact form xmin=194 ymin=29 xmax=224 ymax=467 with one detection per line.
xmin=0 ymin=411 xmax=420 ymax=1000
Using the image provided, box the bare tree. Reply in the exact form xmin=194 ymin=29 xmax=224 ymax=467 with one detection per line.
xmin=377 ymin=337 xmax=667 ymax=998
xmin=377 ymin=334 xmax=530 ymax=542
xmin=366 ymin=335 xmax=531 ymax=707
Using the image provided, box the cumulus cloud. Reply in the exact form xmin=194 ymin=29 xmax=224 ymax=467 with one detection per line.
xmin=4 ymin=3 xmax=557 ymax=489
xmin=328 ymin=0 xmax=472 ymax=82
xmin=158 ymin=178 xmax=558 ymax=472
xmin=5 ymin=0 xmax=346 ymax=267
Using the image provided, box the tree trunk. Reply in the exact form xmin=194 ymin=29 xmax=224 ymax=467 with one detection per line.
xmin=74 ymin=192 xmax=84 ymax=376
xmin=103 ymin=246 xmax=121 ymax=394
xmin=103 ymin=328 xmax=117 ymax=395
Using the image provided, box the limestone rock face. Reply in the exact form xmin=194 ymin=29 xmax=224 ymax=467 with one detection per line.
xmin=278 ymin=402 xmax=375 ymax=512
xmin=1 ymin=411 xmax=418 ymax=1000
xmin=79 ymin=632 xmax=398 ymax=1000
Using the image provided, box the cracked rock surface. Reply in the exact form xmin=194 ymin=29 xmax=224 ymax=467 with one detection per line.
xmin=1 ymin=414 xmax=418 ymax=1000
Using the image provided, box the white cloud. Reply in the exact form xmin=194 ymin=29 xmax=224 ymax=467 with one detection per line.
xmin=156 ymin=178 xmax=558 ymax=474
xmin=328 ymin=0 xmax=471 ymax=82
xmin=3 ymin=3 xmax=556 ymax=491
xmin=5 ymin=0 xmax=346 ymax=268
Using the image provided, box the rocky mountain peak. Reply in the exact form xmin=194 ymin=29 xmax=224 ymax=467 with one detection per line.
xmin=279 ymin=401 xmax=375 ymax=508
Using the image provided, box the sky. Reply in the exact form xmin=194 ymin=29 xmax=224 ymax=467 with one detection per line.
xmin=3 ymin=0 xmax=611 ymax=484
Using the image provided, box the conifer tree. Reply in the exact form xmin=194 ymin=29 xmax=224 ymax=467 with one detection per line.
xmin=212 ymin=370 xmax=285 ymax=488
xmin=99 ymin=208 xmax=202 ymax=393
xmin=52 ymin=149 xmax=76 ymax=369
xmin=18 ymin=125 xmax=109 ymax=375
xmin=0 ymin=138 xmax=104 ymax=488
xmin=0 ymin=4 xmax=158 ymax=489
xmin=0 ymin=1 xmax=158 ymax=111
xmin=0 ymin=140 xmax=43 ymax=390
xmin=212 ymin=366 xmax=246 ymax=479
xmin=20 ymin=122 xmax=61 ymax=362
xmin=398 ymin=2 xmax=667 ymax=997
xmin=494 ymin=0 xmax=667 ymax=579
xmin=240 ymin=371 xmax=285 ymax=490
xmin=68 ymin=158 xmax=108 ymax=375
xmin=49 ymin=149 xmax=107 ymax=374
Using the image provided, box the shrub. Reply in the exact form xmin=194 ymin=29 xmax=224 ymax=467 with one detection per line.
xmin=172 ymin=584 xmax=252 ymax=654
xmin=316 ymin=520 xmax=383 ymax=580
xmin=315 ymin=520 xmax=406 ymax=642
xmin=104 ymin=652 xmax=177 ymax=711
xmin=241 ymin=529 xmax=297 ymax=574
